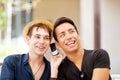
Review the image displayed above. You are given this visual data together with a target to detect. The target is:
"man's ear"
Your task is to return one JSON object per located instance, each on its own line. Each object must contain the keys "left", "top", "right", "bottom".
{"left": 25, "top": 36, "right": 30, "bottom": 45}
{"left": 55, "top": 41, "right": 60, "bottom": 49}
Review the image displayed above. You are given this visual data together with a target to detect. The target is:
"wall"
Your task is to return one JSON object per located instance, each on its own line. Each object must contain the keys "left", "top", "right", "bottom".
{"left": 100, "top": 0, "right": 120, "bottom": 74}
{"left": 80, "top": 0, "right": 94, "bottom": 49}
{"left": 32, "top": 0, "right": 80, "bottom": 30}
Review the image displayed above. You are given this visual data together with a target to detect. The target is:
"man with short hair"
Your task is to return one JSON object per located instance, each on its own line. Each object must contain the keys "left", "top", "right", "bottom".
{"left": 1, "top": 20, "right": 53, "bottom": 80}
{"left": 50, "top": 17, "right": 111, "bottom": 80}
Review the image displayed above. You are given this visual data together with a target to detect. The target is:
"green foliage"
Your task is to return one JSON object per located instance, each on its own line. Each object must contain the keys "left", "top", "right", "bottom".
{"left": 0, "top": 0, "right": 7, "bottom": 30}
{"left": 12, "top": 1, "right": 32, "bottom": 10}
{"left": 0, "top": 0, "right": 7, "bottom": 4}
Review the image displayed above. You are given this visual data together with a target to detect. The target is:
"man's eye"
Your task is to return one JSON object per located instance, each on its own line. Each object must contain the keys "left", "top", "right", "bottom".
{"left": 70, "top": 30, "right": 75, "bottom": 33}
{"left": 37, "top": 36, "right": 40, "bottom": 38}
{"left": 44, "top": 37, "right": 50, "bottom": 40}
{"left": 59, "top": 34, "right": 65, "bottom": 38}
{"left": 34, "top": 35, "right": 40, "bottom": 39}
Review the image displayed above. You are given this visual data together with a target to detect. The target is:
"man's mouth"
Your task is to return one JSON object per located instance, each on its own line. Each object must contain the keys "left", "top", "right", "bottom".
{"left": 66, "top": 41, "right": 75, "bottom": 47}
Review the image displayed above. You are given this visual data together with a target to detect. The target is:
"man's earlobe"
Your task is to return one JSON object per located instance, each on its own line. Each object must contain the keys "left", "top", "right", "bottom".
{"left": 55, "top": 42, "right": 60, "bottom": 48}
{"left": 25, "top": 36, "right": 30, "bottom": 45}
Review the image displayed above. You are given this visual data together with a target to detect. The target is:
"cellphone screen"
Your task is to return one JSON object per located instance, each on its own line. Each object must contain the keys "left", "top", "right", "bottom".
{"left": 50, "top": 43, "right": 58, "bottom": 56}
{"left": 50, "top": 43, "right": 56, "bottom": 52}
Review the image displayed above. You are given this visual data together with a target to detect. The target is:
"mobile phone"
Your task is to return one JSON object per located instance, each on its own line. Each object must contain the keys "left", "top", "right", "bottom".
{"left": 50, "top": 43, "right": 58, "bottom": 56}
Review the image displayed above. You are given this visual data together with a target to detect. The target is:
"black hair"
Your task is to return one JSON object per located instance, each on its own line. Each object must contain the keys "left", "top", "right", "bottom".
{"left": 53, "top": 17, "right": 78, "bottom": 41}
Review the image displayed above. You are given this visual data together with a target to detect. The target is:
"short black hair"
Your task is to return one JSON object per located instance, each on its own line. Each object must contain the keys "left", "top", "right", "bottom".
{"left": 53, "top": 17, "right": 78, "bottom": 41}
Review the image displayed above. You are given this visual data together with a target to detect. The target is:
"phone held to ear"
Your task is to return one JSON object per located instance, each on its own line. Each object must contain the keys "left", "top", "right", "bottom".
{"left": 50, "top": 43, "right": 58, "bottom": 56}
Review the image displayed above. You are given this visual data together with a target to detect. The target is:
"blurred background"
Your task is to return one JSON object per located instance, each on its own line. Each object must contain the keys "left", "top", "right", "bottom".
{"left": 0, "top": 0, "right": 120, "bottom": 79}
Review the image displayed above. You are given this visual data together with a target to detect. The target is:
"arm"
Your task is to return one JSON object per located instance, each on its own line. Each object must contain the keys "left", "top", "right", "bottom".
{"left": 92, "top": 68, "right": 110, "bottom": 80}
{"left": 0, "top": 56, "right": 15, "bottom": 80}
{"left": 50, "top": 50, "right": 63, "bottom": 79}
{"left": 92, "top": 49, "right": 111, "bottom": 80}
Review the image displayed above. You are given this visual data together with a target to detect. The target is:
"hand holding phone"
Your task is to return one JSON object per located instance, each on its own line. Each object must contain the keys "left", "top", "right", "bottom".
{"left": 50, "top": 43, "right": 58, "bottom": 56}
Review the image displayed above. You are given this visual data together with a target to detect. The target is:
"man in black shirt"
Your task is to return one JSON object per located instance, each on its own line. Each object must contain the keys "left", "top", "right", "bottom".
{"left": 50, "top": 17, "right": 111, "bottom": 80}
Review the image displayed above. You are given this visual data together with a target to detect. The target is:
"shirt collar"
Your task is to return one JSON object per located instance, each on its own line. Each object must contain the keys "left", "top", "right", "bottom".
{"left": 23, "top": 53, "right": 29, "bottom": 64}
{"left": 23, "top": 53, "right": 49, "bottom": 65}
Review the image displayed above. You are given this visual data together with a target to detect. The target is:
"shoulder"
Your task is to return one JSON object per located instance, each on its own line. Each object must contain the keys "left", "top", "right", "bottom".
{"left": 92, "top": 49, "right": 109, "bottom": 58}
{"left": 3, "top": 53, "right": 28, "bottom": 64}
{"left": 84, "top": 49, "right": 110, "bottom": 65}
{"left": 58, "top": 57, "right": 70, "bottom": 71}
{"left": 85, "top": 49, "right": 109, "bottom": 57}
{"left": 91, "top": 49, "right": 111, "bottom": 68}
{"left": 4, "top": 53, "right": 27, "bottom": 60}
{"left": 60, "top": 57, "right": 69, "bottom": 65}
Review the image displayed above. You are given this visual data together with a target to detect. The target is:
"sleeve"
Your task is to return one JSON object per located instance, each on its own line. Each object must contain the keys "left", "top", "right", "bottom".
{"left": 93, "top": 49, "right": 111, "bottom": 69}
{"left": 0, "top": 56, "right": 15, "bottom": 80}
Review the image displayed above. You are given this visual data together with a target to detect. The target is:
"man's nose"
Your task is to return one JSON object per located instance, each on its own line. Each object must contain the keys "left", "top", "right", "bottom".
{"left": 38, "top": 38, "right": 45, "bottom": 44}
{"left": 66, "top": 32, "right": 72, "bottom": 40}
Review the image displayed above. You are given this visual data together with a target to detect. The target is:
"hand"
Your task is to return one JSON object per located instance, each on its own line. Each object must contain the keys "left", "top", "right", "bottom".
{"left": 50, "top": 49, "right": 63, "bottom": 78}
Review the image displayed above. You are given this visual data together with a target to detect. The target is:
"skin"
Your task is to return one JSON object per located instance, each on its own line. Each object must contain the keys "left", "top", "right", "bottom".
{"left": 27, "top": 27, "right": 50, "bottom": 56}
{"left": 26, "top": 27, "right": 50, "bottom": 80}
{"left": 51, "top": 22, "right": 110, "bottom": 80}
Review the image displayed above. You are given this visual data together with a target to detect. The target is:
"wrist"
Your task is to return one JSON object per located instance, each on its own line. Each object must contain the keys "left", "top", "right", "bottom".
{"left": 51, "top": 69, "right": 58, "bottom": 78}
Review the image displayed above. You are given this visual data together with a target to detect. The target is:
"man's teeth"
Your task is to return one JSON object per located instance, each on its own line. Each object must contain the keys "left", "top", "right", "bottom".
{"left": 66, "top": 41, "right": 75, "bottom": 46}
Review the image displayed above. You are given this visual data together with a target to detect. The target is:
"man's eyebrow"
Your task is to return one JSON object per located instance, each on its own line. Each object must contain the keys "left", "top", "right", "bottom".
{"left": 34, "top": 34, "right": 49, "bottom": 37}
{"left": 44, "top": 35, "right": 50, "bottom": 37}
{"left": 68, "top": 28, "right": 75, "bottom": 30}
{"left": 57, "top": 32, "right": 65, "bottom": 36}
{"left": 33, "top": 34, "right": 40, "bottom": 36}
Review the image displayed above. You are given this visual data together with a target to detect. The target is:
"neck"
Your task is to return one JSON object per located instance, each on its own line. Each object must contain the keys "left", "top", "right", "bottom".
{"left": 66, "top": 48, "right": 84, "bottom": 63}
{"left": 28, "top": 53, "right": 44, "bottom": 65}
{"left": 28, "top": 53, "right": 45, "bottom": 80}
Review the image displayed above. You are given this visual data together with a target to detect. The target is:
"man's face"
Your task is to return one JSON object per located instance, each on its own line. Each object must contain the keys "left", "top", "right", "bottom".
{"left": 27, "top": 27, "right": 50, "bottom": 56}
{"left": 55, "top": 23, "right": 80, "bottom": 54}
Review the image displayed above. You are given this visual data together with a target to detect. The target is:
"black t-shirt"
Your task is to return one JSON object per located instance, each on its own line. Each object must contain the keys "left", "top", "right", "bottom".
{"left": 58, "top": 49, "right": 111, "bottom": 80}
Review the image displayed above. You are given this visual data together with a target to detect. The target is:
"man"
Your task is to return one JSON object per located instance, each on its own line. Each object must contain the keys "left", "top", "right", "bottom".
{"left": 0, "top": 20, "right": 53, "bottom": 80}
{"left": 50, "top": 17, "right": 111, "bottom": 80}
